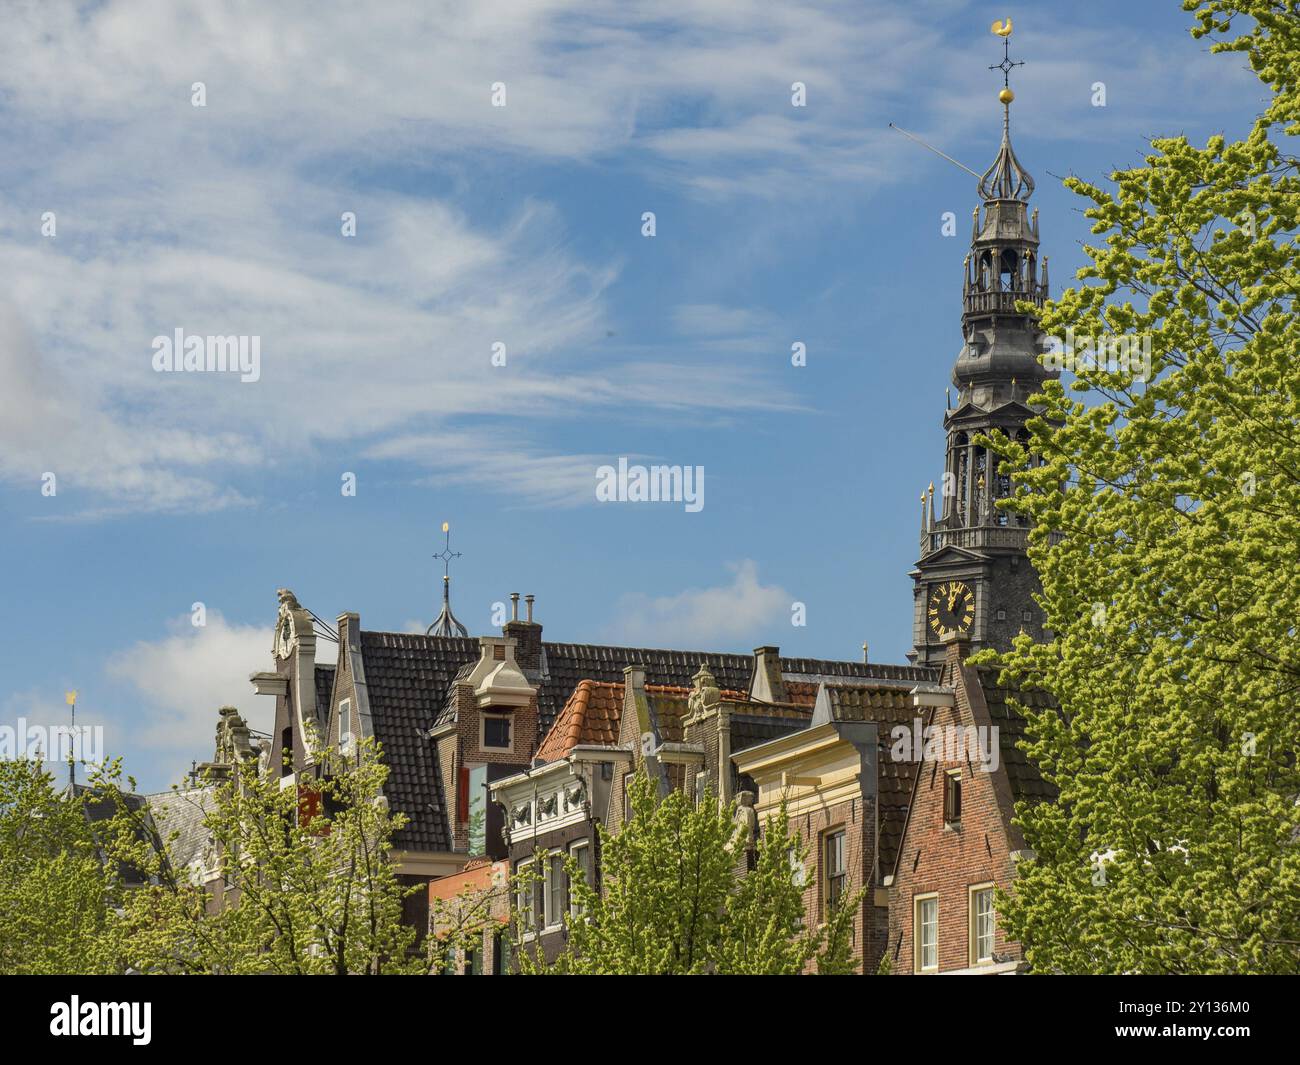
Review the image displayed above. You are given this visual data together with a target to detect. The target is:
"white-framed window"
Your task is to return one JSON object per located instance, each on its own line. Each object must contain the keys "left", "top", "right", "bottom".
{"left": 788, "top": 846, "right": 807, "bottom": 888}
{"left": 915, "top": 893, "right": 939, "bottom": 973}
{"left": 544, "top": 853, "right": 565, "bottom": 929}
{"left": 569, "top": 840, "right": 591, "bottom": 916}
{"left": 515, "top": 858, "right": 538, "bottom": 930}
{"left": 969, "top": 884, "right": 996, "bottom": 966}
{"left": 512, "top": 858, "right": 543, "bottom": 931}
{"left": 338, "top": 698, "right": 353, "bottom": 751}
{"left": 823, "top": 829, "right": 846, "bottom": 912}
{"left": 480, "top": 713, "right": 512, "bottom": 752}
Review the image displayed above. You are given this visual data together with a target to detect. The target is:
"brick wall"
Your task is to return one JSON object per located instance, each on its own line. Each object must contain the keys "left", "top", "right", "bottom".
{"left": 887, "top": 646, "right": 1022, "bottom": 974}
{"left": 787, "top": 793, "right": 881, "bottom": 974}
{"left": 444, "top": 681, "right": 539, "bottom": 851}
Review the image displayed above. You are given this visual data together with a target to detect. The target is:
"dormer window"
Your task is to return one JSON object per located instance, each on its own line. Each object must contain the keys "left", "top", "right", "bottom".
{"left": 481, "top": 713, "right": 512, "bottom": 752}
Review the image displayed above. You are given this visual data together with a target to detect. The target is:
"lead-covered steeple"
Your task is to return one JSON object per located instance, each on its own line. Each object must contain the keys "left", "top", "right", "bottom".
{"left": 909, "top": 20, "right": 1056, "bottom": 666}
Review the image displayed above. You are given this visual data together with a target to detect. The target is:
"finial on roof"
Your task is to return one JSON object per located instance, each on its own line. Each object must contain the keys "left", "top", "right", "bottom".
{"left": 979, "top": 18, "right": 1034, "bottom": 202}
{"left": 427, "top": 522, "right": 469, "bottom": 638}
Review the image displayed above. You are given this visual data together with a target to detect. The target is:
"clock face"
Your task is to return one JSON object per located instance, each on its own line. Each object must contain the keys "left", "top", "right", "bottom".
{"left": 928, "top": 581, "right": 975, "bottom": 639}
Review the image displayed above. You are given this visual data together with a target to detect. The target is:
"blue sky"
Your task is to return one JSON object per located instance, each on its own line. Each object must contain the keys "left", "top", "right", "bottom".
{"left": 0, "top": 0, "right": 1264, "bottom": 789}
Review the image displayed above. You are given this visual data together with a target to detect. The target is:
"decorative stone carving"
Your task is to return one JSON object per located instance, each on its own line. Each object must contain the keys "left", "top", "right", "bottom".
{"left": 688, "top": 663, "right": 721, "bottom": 717}
{"left": 734, "top": 790, "right": 759, "bottom": 844}
{"left": 273, "top": 588, "right": 303, "bottom": 659}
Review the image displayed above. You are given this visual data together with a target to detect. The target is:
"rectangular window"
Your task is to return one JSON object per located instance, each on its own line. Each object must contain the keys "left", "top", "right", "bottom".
{"left": 824, "top": 829, "right": 846, "bottom": 911}
{"left": 456, "top": 765, "right": 470, "bottom": 825}
{"left": 468, "top": 764, "right": 487, "bottom": 854}
{"left": 545, "top": 853, "right": 565, "bottom": 928}
{"left": 481, "top": 714, "right": 512, "bottom": 751}
{"left": 492, "top": 930, "right": 510, "bottom": 975}
{"left": 623, "top": 772, "right": 635, "bottom": 823}
{"left": 570, "top": 841, "right": 591, "bottom": 915}
{"left": 915, "top": 894, "right": 939, "bottom": 972}
{"left": 515, "top": 859, "right": 535, "bottom": 930}
{"left": 970, "top": 885, "right": 996, "bottom": 965}
{"left": 944, "top": 769, "right": 962, "bottom": 826}
{"left": 338, "top": 698, "right": 352, "bottom": 749}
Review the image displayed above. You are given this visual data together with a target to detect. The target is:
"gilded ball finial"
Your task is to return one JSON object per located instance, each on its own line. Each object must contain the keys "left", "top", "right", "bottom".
{"left": 999, "top": 87, "right": 1015, "bottom": 105}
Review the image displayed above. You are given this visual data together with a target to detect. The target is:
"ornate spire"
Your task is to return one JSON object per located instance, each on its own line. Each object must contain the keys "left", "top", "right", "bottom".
{"left": 427, "top": 522, "right": 469, "bottom": 638}
{"left": 977, "top": 19, "right": 1034, "bottom": 202}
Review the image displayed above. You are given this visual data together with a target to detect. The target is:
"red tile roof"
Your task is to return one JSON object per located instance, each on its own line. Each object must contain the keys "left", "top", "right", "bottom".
{"left": 428, "top": 859, "right": 505, "bottom": 901}
{"left": 784, "top": 680, "right": 819, "bottom": 707}
{"left": 536, "top": 680, "right": 625, "bottom": 761}
{"left": 535, "top": 679, "right": 749, "bottom": 761}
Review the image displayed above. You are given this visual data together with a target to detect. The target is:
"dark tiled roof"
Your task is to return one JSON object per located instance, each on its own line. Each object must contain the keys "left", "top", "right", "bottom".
{"left": 730, "top": 712, "right": 810, "bottom": 754}
{"left": 354, "top": 627, "right": 926, "bottom": 855}
{"left": 783, "top": 659, "right": 938, "bottom": 685}
{"left": 976, "top": 667, "right": 1057, "bottom": 804}
{"left": 878, "top": 753, "right": 915, "bottom": 878}
{"left": 359, "top": 633, "right": 478, "bottom": 851}
{"left": 313, "top": 664, "right": 336, "bottom": 726}
{"left": 819, "top": 683, "right": 922, "bottom": 879}
{"left": 645, "top": 688, "right": 694, "bottom": 743}
{"left": 146, "top": 787, "right": 215, "bottom": 876}
{"left": 823, "top": 683, "right": 915, "bottom": 722}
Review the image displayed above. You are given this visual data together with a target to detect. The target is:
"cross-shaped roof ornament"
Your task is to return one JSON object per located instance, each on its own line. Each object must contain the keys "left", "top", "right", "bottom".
{"left": 433, "top": 520, "right": 462, "bottom": 579}
{"left": 988, "top": 18, "right": 1024, "bottom": 96}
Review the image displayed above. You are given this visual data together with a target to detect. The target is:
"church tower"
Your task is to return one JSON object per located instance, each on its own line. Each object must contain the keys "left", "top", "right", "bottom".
{"left": 909, "top": 29, "right": 1057, "bottom": 666}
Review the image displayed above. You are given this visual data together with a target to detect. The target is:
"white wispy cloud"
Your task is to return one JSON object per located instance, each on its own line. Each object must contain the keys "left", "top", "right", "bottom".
{"left": 105, "top": 611, "right": 275, "bottom": 758}
{"left": 607, "top": 559, "right": 790, "bottom": 646}
{"left": 0, "top": 1, "right": 1254, "bottom": 516}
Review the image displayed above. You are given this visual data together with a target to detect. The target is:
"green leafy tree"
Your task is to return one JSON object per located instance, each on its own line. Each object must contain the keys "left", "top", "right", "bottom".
{"left": 0, "top": 759, "right": 122, "bottom": 974}
{"left": 104, "top": 737, "right": 430, "bottom": 974}
{"left": 988, "top": 0, "right": 1300, "bottom": 973}
{"left": 515, "top": 773, "right": 861, "bottom": 974}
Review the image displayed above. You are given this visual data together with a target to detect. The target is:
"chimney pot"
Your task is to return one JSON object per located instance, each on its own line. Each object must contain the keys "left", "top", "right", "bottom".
{"left": 525, "top": 594, "right": 534, "bottom": 623}
{"left": 510, "top": 592, "right": 520, "bottom": 621}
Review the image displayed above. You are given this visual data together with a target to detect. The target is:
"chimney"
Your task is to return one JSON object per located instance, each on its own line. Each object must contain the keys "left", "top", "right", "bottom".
{"left": 750, "top": 646, "right": 787, "bottom": 704}
{"left": 502, "top": 593, "right": 542, "bottom": 672}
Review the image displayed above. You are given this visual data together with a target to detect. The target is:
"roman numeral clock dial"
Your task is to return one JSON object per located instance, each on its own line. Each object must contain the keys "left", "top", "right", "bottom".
{"left": 927, "top": 581, "right": 975, "bottom": 640}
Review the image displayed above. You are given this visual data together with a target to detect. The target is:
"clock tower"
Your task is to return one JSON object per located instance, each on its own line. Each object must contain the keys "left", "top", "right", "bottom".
{"left": 909, "top": 55, "right": 1058, "bottom": 666}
